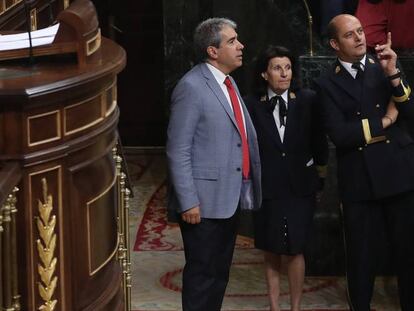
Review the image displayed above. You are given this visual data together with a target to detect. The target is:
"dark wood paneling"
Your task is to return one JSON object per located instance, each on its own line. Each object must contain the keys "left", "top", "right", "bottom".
{"left": 93, "top": 0, "right": 167, "bottom": 146}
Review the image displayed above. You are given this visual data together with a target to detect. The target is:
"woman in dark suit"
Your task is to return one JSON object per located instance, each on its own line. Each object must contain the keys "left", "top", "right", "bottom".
{"left": 244, "top": 45, "right": 328, "bottom": 311}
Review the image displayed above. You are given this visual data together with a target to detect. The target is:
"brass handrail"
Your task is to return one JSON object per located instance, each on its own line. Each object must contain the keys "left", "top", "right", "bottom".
{"left": 113, "top": 147, "right": 132, "bottom": 311}
{"left": 302, "top": 0, "right": 314, "bottom": 56}
{"left": 0, "top": 162, "right": 22, "bottom": 311}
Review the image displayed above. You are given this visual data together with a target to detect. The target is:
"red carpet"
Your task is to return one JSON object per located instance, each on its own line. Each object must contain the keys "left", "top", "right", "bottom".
{"left": 134, "top": 180, "right": 253, "bottom": 251}
{"left": 129, "top": 154, "right": 389, "bottom": 311}
{"left": 133, "top": 180, "right": 179, "bottom": 251}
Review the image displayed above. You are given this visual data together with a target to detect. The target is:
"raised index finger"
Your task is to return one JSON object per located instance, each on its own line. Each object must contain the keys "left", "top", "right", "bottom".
{"left": 386, "top": 32, "right": 392, "bottom": 48}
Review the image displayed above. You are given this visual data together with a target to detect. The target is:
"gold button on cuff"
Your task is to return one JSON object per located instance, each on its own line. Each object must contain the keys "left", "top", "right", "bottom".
{"left": 357, "top": 111, "right": 361, "bottom": 115}
{"left": 282, "top": 153, "right": 286, "bottom": 157}
{"left": 376, "top": 104, "right": 380, "bottom": 108}
{"left": 358, "top": 147, "right": 363, "bottom": 151}
{"left": 386, "top": 139, "right": 391, "bottom": 143}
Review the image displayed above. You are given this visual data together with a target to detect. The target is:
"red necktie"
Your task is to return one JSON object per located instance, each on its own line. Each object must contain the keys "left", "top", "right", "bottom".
{"left": 224, "top": 77, "right": 250, "bottom": 179}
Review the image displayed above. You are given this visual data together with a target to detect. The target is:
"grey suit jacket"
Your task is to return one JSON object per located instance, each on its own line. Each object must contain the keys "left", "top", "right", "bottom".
{"left": 166, "top": 63, "right": 262, "bottom": 219}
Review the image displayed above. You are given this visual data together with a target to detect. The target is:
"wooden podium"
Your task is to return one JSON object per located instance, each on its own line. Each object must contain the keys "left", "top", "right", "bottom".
{"left": 0, "top": 1, "right": 128, "bottom": 310}
{"left": 0, "top": 0, "right": 102, "bottom": 65}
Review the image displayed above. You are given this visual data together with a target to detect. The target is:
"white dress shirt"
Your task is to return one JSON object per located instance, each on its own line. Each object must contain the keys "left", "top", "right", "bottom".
{"left": 267, "top": 88, "right": 289, "bottom": 142}
{"left": 206, "top": 62, "right": 247, "bottom": 134}
{"left": 339, "top": 54, "right": 366, "bottom": 79}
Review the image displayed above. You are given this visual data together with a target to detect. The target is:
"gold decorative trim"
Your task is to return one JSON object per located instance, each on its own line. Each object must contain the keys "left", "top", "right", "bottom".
{"left": 29, "top": 166, "right": 64, "bottom": 310}
{"left": 1, "top": 187, "right": 21, "bottom": 310}
{"left": 123, "top": 187, "right": 132, "bottom": 311}
{"left": 361, "top": 119, "right": 386, "bottom": 144}
{"left": 0, "top": 0, "right": 22, "bottom": 15}
{"left": 86, "top": 28, "right": 101, "bottom": 56}
{"left": 63, "top": 95, "right": 104, "bottom": 136}
{"left": 86, "top": 175, "right": 118, "bottom": 275}
{"left": 30, "top": 8, "right": 37, "bottom": 31}
{"left": 36, "top": 178, "right": 58, "bottom": 310}
{"left": 335, "top": 66, "right": 341, "bottom": 74}
{"left": 105, "top": 84, "right": 117, "bottom": 117}
{"left": 63, "top": 0, "right": 69, "bottom": 9}
{"left": 392, "top": 81, "right": 411, "bottom": 103}
{"left": 289, "top": 92, "right": 296, "bottom": 99}
{"left": 27, "top": 110, "right": 61, "bottom": 147}
{"left": 10, "top": 186, "right": 21, "bottom": 310}
{"left": 361, "top": 119, "right": 370, "bottom": 144}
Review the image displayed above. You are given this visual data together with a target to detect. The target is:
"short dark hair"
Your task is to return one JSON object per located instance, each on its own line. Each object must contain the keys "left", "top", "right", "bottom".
{"left": 252, "top": 45, "right": 299, "bottom": 95}
{"left": 193, "top": 17, "right": 237, "bottom": 62}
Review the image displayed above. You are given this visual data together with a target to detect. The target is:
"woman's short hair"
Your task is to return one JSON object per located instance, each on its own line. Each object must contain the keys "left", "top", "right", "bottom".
{"left": 252, "top": 45, "right": 299, "bottom": 95}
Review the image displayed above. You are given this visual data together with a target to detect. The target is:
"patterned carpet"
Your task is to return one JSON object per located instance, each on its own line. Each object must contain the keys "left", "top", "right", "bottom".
{"left": 126, "top": 151, "right": 400, "bottom": 311}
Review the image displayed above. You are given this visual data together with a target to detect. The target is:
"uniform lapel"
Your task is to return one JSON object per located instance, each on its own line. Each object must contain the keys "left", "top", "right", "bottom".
{"left": 360, "top": 55, "right": 379, "bottom": 115}
{"left": 258, "top": 95, "right": 284, "bottom": 149}
{"left": 362, "top": 56, "right": 378, "bottom": 91}
{"left": 283, "top": 91, "right": 297, "bottom": 148}
{"left": 328, "top": 61, "right": 361, "bottom": 103}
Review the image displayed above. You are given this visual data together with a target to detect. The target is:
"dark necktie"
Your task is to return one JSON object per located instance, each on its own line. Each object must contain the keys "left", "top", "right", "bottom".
{"left": 352, "top": 62, "right": 364, "bottom": 80}
{"left": 224, "top": 77, "right": 250, "bottom": 179}
{"left": 270, "top": 95, "right": 287, "bottom": 127}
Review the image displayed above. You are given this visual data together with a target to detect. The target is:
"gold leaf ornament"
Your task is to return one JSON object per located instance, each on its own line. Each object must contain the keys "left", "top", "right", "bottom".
{"left": 38, "top": 258, "right": 57, "bottom": 285}
{"left": 39, "top": 277, "right": 58, "bottom": 302}
{"left": 38, "top": 300, "right": 57, "bottom": 311}
{"left": 36, "top": 234, "right": 56, "bottom": 268}
{"left": 36, "top": 215, "right": 56, "bottom": 246}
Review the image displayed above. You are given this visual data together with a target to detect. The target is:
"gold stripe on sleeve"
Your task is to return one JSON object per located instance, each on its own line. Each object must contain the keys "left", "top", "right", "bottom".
{"left": 361, "top": 119, "right": 386, "bottom": 144}
{"left": 392, "top": 81, "right": 411, "bottom": 103}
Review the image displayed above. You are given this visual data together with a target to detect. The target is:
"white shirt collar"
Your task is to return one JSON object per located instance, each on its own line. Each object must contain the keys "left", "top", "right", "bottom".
{"left": 206, "top": 62, "right": 228, "bottom": 85}
{"left": 267, "top": 88, "right": 289, "bottom": 104}
{"left": 338, "top": 55, "right": 366, "bottom": 78}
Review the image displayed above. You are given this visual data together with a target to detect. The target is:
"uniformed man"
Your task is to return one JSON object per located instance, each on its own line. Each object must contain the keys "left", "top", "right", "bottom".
{"left": 315, "top": 14, "right": 414, "bottom": 311}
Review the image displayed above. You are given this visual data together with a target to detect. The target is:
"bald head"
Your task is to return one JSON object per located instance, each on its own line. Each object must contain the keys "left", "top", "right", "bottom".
{"left": 327, "top": 14, "right": 366, "bottom": 62}
{"left": 327, "top": 14, "right": 360, "bottom": 41}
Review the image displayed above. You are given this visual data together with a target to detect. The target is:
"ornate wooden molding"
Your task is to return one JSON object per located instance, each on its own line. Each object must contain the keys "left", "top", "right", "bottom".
{"left": 36, "top": 178, "right": 58, "bottom": 311}
{"left": 0, "top": 0, "right": 22, "bottom": 16}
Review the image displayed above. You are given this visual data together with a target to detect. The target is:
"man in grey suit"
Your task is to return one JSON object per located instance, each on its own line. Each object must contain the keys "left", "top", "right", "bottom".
{"left": 166, "top": 17, "right": 262, "bottom": 311}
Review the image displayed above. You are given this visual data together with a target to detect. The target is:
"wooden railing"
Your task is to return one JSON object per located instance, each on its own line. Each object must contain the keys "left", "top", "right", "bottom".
{"left": 0, "top": 162, "right": 22, "bottom": 311}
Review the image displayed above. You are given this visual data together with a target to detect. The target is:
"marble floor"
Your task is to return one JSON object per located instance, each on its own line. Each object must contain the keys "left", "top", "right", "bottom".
{"left": 126, "top": 150, "right": 400, "bottom": 311}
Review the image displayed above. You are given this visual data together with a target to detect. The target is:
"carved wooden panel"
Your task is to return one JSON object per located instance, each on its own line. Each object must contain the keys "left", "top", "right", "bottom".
{"left": 64, "top": 94, "right": 103, "bottom": 136}
{"left": 1, "top": 38, "right": 126, "bottom": 310}
{"left": 28, "top": 165, "right": 64, "bottom": 311}
{"left": 86, "top": 171, "right": 117, "bottom": 275}
{"left": 27, "top": 110, "right": 61, "bottom": 147}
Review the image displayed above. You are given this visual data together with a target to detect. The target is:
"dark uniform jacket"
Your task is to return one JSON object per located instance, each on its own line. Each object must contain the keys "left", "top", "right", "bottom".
{"left": 315, "top": 55, "right": 414, "bottom": 202}
{"left": 244, "top": 89, "right": 329, "bottom": 200}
